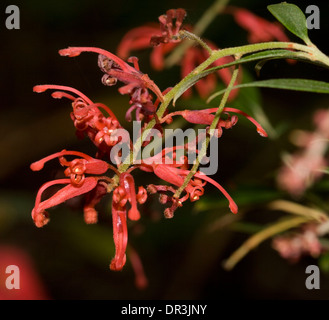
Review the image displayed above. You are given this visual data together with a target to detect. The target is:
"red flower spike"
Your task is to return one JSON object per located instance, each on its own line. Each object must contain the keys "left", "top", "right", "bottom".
{"left": 110, "top": 187, "right": 129, "bottom": 271}
{"left": 110, "top": 172, "right": 147, "bottom": 270}
{"left": 32, "top": 177, "right": 99, "bottom": 228}
{"left": 59, "top": 47, "right": 164, "bottom": 102}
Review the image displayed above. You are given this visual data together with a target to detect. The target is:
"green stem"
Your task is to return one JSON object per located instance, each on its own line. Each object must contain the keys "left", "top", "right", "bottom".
{"left": 267, "top": 200, "right": 328, "bottom": 223}
{"left": 179, "top": 30, "right": 213, "bottom": 54}
{"left": 223, "top": 216, "right": 312, "bottom": 270}
{"left": 173, "top": 67, "right": 240, "bottom": 199}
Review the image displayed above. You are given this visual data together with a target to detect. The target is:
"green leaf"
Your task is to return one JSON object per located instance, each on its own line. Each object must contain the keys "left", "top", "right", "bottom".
{"left": 209, "top": 79, "right": 329, "bottom": 101}
{"left": 173, "top": 49, "right": 309, "bottom": 105}
{"left": 319, "top": 253, "right": 329, "bottom": 273}
{"left": 268, "top": 3, "right": 311, "bottom": 45}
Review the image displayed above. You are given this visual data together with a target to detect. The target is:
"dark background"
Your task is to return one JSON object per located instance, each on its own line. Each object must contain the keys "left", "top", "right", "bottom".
{"left": 0, "top": 0, "right": 329, "bottom": 300}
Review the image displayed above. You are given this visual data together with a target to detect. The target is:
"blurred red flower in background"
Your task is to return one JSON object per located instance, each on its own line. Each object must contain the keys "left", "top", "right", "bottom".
{"left": 0, "top": 246, "right": 49, "bottom": 300}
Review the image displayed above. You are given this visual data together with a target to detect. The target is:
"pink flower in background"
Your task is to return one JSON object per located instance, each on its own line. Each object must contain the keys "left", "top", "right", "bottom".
{"left": 277, "top": 109, "right": 329, "bottom": 197}
{"left": 272, "top": 224, "right": 323, "bottom": 263}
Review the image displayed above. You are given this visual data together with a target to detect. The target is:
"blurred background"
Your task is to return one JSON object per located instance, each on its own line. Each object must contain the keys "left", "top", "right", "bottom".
{"left": 1, "top": 0, "right": 329, "bottom": 299}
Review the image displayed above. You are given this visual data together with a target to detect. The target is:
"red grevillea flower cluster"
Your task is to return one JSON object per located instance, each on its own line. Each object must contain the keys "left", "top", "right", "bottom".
{"left": 31, "top": 8, "right": 268, "bottom": 284}
{"left": 117, "top": 8, "right": 238, "bottom": 100}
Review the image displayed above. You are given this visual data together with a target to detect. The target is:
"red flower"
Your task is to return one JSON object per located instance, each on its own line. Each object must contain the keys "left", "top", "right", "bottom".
{"left": 57, "top": 47, "right": 166, "bottom": 122}
{"left": 33, "top": 85, "right": 124, "bottom": 156}
{"left": 116, "top": 10, "right": 240, "bottom": 100}
{"left": 150, "top": 8, "right": 187, "bottom": 46}
{"left": 226, "top": 6, "right": 290, "bottom": 43}
{"left": 160, "top": 107, "right": 268, "bottom": 138}
{"left": 31, "top": 150, "right": 148, "bottom": 279}
{"left": 30, "top": 150, "right": 111, "bottom": 227}
{"left": 59, "top": 46, "right": 164, "bottom": 101}
{"left": 137, "top": 146, "right": 238, "bottom": 218}
{"left": 110, "top": 173, "right": 147, "bottom": 271}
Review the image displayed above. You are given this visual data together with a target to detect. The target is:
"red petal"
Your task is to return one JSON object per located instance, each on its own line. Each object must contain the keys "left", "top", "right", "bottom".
{"left": 35, "top": 177, "right": 98, "bottom": 214}
{"left": 110, "top": 204, "right": 128, "bottom": 271}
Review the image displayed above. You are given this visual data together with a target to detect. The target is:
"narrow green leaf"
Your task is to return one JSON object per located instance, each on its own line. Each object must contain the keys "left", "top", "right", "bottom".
{"left": 173, "top": 49, "right": 307, "bottom": 105}
{"left": 209, "top": 79, "right": 329, "bottom": 101}
{"left": 268, "top": 3, "right": 311, "bottom": 45}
